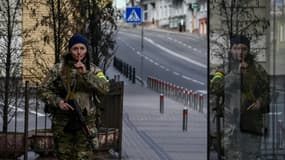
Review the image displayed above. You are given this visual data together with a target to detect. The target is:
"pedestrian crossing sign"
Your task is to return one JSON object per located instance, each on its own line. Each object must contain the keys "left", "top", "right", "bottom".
{"left": 126, "top": 7, "right": 142, "bottom": 24}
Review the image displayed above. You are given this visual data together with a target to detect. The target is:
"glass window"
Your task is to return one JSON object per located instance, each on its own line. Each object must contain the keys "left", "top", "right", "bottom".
{"left": 209, "top": 0, "right": 285, "bottom": 159}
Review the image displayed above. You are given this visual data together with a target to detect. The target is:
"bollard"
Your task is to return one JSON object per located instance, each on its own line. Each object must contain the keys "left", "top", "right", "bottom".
{"left": 183, "top": 89, "right": 187, "bottom": 106}
{"left": 159, "top": 80, "right": 162, "bottom": 93}
{"left": 160, "top": 93, "right": 164, "bottom": 113}
{"left": 124, "top": 63, "right": 127, "bottom": 76}
{"left": 132, "top": 68, "right": 136, "bottom": 84}
{"left": 189, "top": 90, "right": 193, "bottom": 107}
{"left": 126, "top": 64, "right": 129, "bottom": 78}
{"left": 113, "top": 57, "right": 116, "bottom": 68}
{"left": 199, "top": 94, "right": 204, "bottom": 113}
{"left": 193, "top": 92, "right": 198, "bottom": 110}
{"left": 121, "top": 61, "right": 125, "bottom": 75}
{"left": 129, "top": 66, "right": 132, "bottom": 81}
{"left": 182, "top": 107, "right": 188, "bottom": 132}
{"left": 166, "top": 82, "right": 169, "bottom": 97}
{"left": 119, "top": 60, "right": 123, "bottom": 73}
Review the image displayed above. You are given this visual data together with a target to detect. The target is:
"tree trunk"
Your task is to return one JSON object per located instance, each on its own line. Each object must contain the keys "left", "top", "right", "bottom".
{"left": 3, "top": 0, "right": 12, "bottom": 133}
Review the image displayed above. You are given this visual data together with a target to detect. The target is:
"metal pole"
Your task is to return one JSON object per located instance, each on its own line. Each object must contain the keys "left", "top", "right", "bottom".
{"left": 199, "top": 94, "right": 203, "bottom": 113}
{"left": 24, "top": 81, "right": 29, "bottom": 160}
{"left": 129, "top": 65, "right": 132, "bottom": 80}
{"left": 182, "top": 107, "right": 188, "bottom": 132}
{"left": 132, "top": 68, "right": 136, "bottom": 84}
{"left": 140, "top": 11, "right": 144, "bottom": 86}
{"left": 126, "top": 63, "right": 129, "bottom": 78}
{"left": 160, "top": 94, "right": 164, "bottom": 114}
{"left": 35, "top": 83, "right": 39, "bottom": 136}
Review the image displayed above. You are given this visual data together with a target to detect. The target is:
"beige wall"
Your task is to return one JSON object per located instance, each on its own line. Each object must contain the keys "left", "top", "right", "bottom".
{"left": 22, "top": 1, "right": 55, "bottom": 85}
{"left": 22, "top": 0, "right": 113, "bottom": 85}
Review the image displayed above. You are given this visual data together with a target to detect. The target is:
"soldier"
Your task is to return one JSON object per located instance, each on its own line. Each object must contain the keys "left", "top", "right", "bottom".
{"left": 211, "top": 35, "right": 269, "bottom": 160}
{"left": 38, "top": 33, "right": 110, "bottom": 159}
{"left": 210, "top": 68, "right": 225, "bottom": 159}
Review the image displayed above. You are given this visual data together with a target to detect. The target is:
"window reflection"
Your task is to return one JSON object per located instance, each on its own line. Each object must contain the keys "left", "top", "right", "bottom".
{"left": 209, "top": 0, "right": 285, "bottom": 159}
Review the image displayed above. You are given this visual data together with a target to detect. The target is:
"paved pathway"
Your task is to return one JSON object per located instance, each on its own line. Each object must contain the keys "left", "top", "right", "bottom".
{"left": 107, "top": 65, "right": 207, "bottom": 160}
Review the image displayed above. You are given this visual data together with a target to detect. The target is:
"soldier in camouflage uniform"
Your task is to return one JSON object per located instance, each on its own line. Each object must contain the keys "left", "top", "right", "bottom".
{"left": 210, "top": 68, "right": 225, "bottom": 159}
{"left": 38, "top": 34, "right": 110, "bottom": 160}
{"left": 211, "top": 35, "right": 269, "bottom": 160}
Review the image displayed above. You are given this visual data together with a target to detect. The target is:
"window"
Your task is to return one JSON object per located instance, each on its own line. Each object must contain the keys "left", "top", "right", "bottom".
{"left": 144, "top": 12, "right": 148, "bottom": 21}
{"left": 144, "top": 4, "right": 148, "bottom": 11}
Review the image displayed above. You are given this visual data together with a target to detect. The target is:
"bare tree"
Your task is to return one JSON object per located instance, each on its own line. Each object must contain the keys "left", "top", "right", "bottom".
{"left": 210, "top": 0, "right": 270, "bottom": 68}
{"left": 23, "top": 0, "right": 117, "bottom": 82}
{"left": 24, "top": 0, "right": 77, "bottom": 63}
{"left": 22, "top": 0, "right": 83, "bottom": 84}
{"left": 0, "top": 0, "right": 22, "bottom": 133}
{"left": 72, "top": 0, "right": 117, "bottom": 72}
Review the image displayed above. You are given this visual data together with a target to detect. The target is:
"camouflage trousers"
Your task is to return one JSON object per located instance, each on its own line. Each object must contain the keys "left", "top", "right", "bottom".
{"left": 52, "top": 113, "right": 98, "bottom": 160}
{"left": 223, "top": 129, "right": 262, "bottom": 160}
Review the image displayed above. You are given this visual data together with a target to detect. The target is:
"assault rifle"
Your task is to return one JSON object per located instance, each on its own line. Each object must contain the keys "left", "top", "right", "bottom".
{"left": 67, "top": 99, "right": 97, "bottom": 152}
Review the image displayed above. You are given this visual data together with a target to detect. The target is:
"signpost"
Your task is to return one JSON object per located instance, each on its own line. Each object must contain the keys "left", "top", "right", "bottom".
{"left": 192, "top": 2, "right": 199, "bottom": 9}
{"left": 126, "top": 7, "right": 144, "bottom": 86}
{"left": 126, "top": 7, "right": 142, "bottom": 24}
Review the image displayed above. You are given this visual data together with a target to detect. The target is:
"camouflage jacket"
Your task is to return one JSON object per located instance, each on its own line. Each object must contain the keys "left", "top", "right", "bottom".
{"left": 38, "top": 60, "right": 110, "bottom": 117}
{"left": 211, "top": 62, "right": 269, "bottom": 135}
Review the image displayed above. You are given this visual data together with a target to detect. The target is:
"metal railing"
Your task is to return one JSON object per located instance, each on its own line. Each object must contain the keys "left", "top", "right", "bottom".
{"left": 147, "top": 76, "right": 207, "bottom": 114}
{"left": 0, "top": 80, "right": 124, "bottom": 159}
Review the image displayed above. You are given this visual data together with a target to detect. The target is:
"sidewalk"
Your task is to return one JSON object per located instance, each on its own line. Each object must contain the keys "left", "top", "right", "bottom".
{"left": 106, "top": 66, "right": 207, "bottom": 160}
{"left": 117, "top": 23, "right": 207, "bottom": 41}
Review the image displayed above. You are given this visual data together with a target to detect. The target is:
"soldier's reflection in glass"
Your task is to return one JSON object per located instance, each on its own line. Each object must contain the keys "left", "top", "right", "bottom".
{"left": 223, "top": 35, "right": 269, "bottom": 160}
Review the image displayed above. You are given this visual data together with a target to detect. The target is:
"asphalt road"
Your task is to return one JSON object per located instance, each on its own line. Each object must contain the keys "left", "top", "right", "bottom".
{"left": 115, "top": 27, "right": 207, "bottom": 92}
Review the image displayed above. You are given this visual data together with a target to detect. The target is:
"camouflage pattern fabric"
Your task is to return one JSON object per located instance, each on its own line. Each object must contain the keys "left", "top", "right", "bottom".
{"left": 223, "top": 62, "right": 269, "bottom": 160}
{"left": 52, "top": 114, "right": 98, "bottom": 160}
{"left": 38, "top": 59, "right": 109, "bottom": 159}
{"left": 210, "top": 62, "right": 269, "bottom": 159}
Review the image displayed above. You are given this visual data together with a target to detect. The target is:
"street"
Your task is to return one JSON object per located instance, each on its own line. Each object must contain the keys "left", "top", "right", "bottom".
{"left": 115, "top": 26, "right": 207, "bottom": 92}
{"left": 0, "top": 26, "right": 208, "bottom": 160}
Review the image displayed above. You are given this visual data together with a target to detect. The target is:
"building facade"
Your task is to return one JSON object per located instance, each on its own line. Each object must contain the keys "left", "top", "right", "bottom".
{"left": 126, "top": 0, "right": 208, "bottom": 34}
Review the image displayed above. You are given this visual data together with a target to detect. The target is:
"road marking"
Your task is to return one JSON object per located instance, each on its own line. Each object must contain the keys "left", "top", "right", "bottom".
{"left": 196, "top": 90, "right": 208, "bottom": 94}
{"left": 181, "top": 75, "right": 205, "bottom": 85}
{"left": 144, "top": 37, "right": 206, "bottom": 68}
{"left": 173, "top": 71, "right": 180, "bottom": 76}
{"left": 268, "top": 112, "right": 282, "bottom": 115}
{"left": 160, "top": 65, "right": 165, "bottom": 69}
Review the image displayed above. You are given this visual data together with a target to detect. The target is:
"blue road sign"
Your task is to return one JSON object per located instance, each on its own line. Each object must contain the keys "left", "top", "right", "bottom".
{"left": 126, "top": 7, "right": 142, "bottom": 24}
